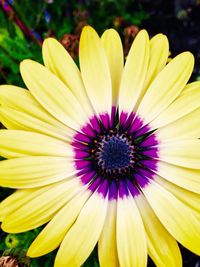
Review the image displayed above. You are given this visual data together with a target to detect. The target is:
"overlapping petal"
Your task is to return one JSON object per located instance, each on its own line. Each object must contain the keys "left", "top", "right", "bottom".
{"left": 20, "top": 60, "right": 88, "bottom": 130}
{"left": 42, "top": 38, "right": 93, "bottom": 117}
{"left": 0, "top": 130, "right": 73, "bottom": 158}
{"left": 0, "top": 107, "right": 72, "bottom": 142}
{"left": 136, "top": 194, "right": 182, "bottom": 267}
{"left": 117, "top": 194, "right": 147, "bottom": 267}
{"left": 1, "top": 179, "right": 81, "bottom": 233}
{"left": 156, "top": 108, "right": 200, "bottom": 141}
{"left": 151, "top": 81, "right": 200, "bottom": 129}
{"left": 156, "top": 161, "right": 200, "bottom": 194}
{"left": 0, "top": 187, "right": 49, "bottom": 221}
{"left": 54, "top": 191, "right": 108, "bottom": 267}
{"left": 143, "top": 33, "right": 169, "bottom": 96}
{"left": 159, "top": 139, "right": 200, "bottom": 169}
{"left": 79, "top": 26, "right": 112, "bottom": 114}
{"left": 0, "top": 156, "right": 76, "bottom": 188}
{"left": 98, "top": 200, "right": 119, "bottom": 267}
{"left": 0, "top": 85, "right": 73, "bottom": 141}
{"left": 142, "top": 179, "right": 200, "bottom": 255}
{"left": 28, "top": 188, "right": 91, "bottom": 257}
{"left": 101, "top": 29, "right": 123, "bottom": 105}
{"left": 118, "top": 30, "right": 149, "bottom": 113}
{"left": 155, "top": 175, "right": 200, "bottom": 214}
{"left": 137, "top": 52, "right": 194, "bottom": 124}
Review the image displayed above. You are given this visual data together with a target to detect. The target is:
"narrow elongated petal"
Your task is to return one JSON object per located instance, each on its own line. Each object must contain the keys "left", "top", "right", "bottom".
{"left": 151, "top": 81, "right": 200, "bottom": 128}
{"left": 156, "top": 161, "right": 200, "bottom": 194}
{"left": 20, "top": 60, "right": 88, "bottom": 130}
{"left": 0, "top": 106, "right": 72, "bottom": 142}
{"left": 138, "top": 52, "right": 194, "bottom": 124}
{"left": 0, "top": 156, "right": 76, "bottom": 188}
{"left": 98, "top": 200, "right": 119, "bottom": 267}
{"left": 0, "top": 188, "right": 48, "bottom": 221}
{"left": 117, "top": 196, "right": 147, "bottom": 267}
{"left": 79, "top": 26, "right": 112, "bottom": 114}
{"left": 159, "top": 139, "right": 200, "bottom": 169}
{"left": 0, "top": 130, "right": 73, "bottom": 158}
{"left": 156, "top": 108, "right": 200, "bottom": 141}
{"left": 101, "top": 29, "right": 123, "bottom": 105}
{"left": 136, "top": 194, "right": 182, "bottom": 267}
{"left": 0, "top": 106, "right": 72, "bottom": 143}
{"left": 28, "top": 189, "right": 91, "bottom": 257}
{"left": 54, "top": 192, "right": 108, "bottom": 267}
{"left": 181, "top": 80, "right": 200, "bottom": 95}
{"left": 0, "top": 85, "right": 71, "bottom": 131}
{"left": 1, "top": 179, "right": 81, "bottom": 233}
{"left": 42, "top": 38, "right": 93, "bottom": 117}
{"left": 155, "top": 176, "right": 200, "bottom": 213}
{"left": 142, "top": 180, "right": 200, "bottom": 255}
{"left": 143, "top": 34, "right": 169, "bottom": 92}
{"left": 118, "top": 30, "right": 149, "bottom": 113}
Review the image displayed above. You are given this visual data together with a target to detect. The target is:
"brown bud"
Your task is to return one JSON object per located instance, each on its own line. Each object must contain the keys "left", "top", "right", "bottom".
{"left": 0, "top": 256, "right": 19, "bottom": 267}
{"left": 123, "top": 25, "right": 140, "bottom": 56}
{"left": 60, "top": 34, "right": 79, "bottom": 59}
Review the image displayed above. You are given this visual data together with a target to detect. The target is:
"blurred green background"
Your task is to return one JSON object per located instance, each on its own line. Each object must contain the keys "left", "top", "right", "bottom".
{"left": 0, "top": 0, "right": 200, "bottom": 266}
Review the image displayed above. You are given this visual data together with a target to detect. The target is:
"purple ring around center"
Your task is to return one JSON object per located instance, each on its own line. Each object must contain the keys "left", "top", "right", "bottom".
{"left": 71, "top": 107, "right": 159, "bottom": 200}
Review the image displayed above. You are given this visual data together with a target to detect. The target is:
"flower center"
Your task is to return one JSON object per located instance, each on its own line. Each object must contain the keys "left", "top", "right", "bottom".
{"left": 94, "top": 133, "right": 134, "bottom": 175}
{"left": 72, "top": 109, "right": 159, "bottom": 198}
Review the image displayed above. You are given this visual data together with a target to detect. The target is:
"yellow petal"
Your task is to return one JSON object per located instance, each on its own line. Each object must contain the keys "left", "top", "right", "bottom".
{"left": 155, "top": 175, "right": 200, "bottom": 213}
{"left": 98, "top": 200, "right": 119, "bottom": 267}
{"left": 0, "top": 188, "right": 46, "bottom": 221}
{"left": 143, "top": 33, "right": 169, "bottom": 94}
{"left": 0, "top": 85, "right": 70, "bottom": 129}
{"left": 156, "top": 108, "right": 200, "bottom": 141}
{"left": 20, "top": 60, "right": 88, "bottom": 130}
{"left": 151, "top": 81, "right": 200, "bottom": 128}
{"left": 136, "top": 194, "right": 182, "bottom": 267}
{"left": 101, "top": 29, "right": 123, "bottom": 105}
{"left": 118, "top": 30, "right": 149, "bottom": 113}
{"left": 1, "top": 179, "right": 81, "bottom": 233}
{"left": 159, "top": 139, "right": 200, "bottom": 169}
{"left": 0, "top": 130, "right": 73, "bottom": 158}
{"left": 117, "top": 195, "right": 147, "bottom": 267}
{"left": 181, "top": 80, "right": 200, "bottom": 95}
{"left": 156, "top": 161, "right": 200, "bottom": 194}
{"left": 0, "top": 156, "right": 76, "bottom": 188}
{"left": 28, "top": 188, "right": 91, "bottom": 257}
{"left": 138, "top": 52, "right": 194, "bottom": 124}
{"left": 79, "top": 26, "right": 112, "bottom": 114}
{"left": 0, "top": 106, "right": 72, "bottom": 142}
{"left": 54, "top": 192, "right": 108, "bottom": 267}
{"left": 42, "top": 38, "right": 93, "bottom": 117}
{"left": 142, "top": 179, "right": 200, "bottom": 255}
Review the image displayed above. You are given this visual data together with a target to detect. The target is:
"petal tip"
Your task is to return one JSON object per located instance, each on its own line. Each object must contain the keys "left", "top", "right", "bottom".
{"left": 1, "top": 221, "right": 11, "bottom": 233}
{"left": 167, "top": 51, "right": 194, "bottom": 71}
{"left": 81, "top": 25, "right": 94, "bottom": 34}
{"left": 42, "top": 37, "right": 60, "bottom": 49}
{"left": 153, "top": 33, "right": 168, "bottom": 42}
{"left": 103, "top": 28, "right": 117, "bottom": 35}
{"left": 20, "top": 59, "right": 34, "bottom": 71}
{"left": 180, "top": 51, "right": 194, "bottom": 63}
{"left": 26, "top": 246, "right": 38, "bottom": 258}
{"left": 137, "top": 29, "right": 149, "bottom": 39}
{"left": 101, "top": 28, "right": 121, "bottom": 45}
{"left": 19, "top": 60, "right": 28, "bottom": 74}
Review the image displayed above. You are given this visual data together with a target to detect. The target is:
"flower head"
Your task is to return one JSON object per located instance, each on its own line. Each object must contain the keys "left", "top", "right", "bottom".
{"left": 0, "top": 26, "right": 199, "bottom": 267}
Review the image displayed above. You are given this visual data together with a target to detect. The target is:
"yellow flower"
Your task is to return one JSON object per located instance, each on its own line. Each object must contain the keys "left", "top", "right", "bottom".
{"left": 0, "top": 26, "right": 200, "bottom": 267}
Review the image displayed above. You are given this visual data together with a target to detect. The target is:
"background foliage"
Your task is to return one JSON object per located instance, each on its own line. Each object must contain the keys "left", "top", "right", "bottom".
{"left": 0, "top": 0, "right": 200, "bottom": 266}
